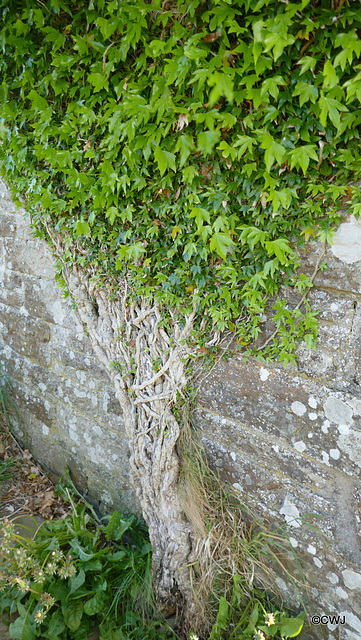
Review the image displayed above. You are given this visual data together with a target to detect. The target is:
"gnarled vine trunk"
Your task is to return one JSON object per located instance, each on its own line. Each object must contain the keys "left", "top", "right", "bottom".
{"left": 52, "top": 251, "right": 200, "bottom": 622}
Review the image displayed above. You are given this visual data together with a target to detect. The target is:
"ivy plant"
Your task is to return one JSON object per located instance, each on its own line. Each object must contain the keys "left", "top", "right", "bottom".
{"left": 0, "top": 0, "right": 361, "bottom": 355}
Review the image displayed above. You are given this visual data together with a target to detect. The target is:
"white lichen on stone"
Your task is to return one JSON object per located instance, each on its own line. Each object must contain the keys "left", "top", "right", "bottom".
{"left": 348, "top": 397, "right": 361, "bottom": 416}
{"left": 313, "top": 557, "right": 322, "bottom": 568}
{"left": 92, "top": 425, "right": 103, "bottom": 436}
{"left": 294, "top": 441, "right": 306, "bottom": 453}
{"left": 338, "top": 424, "right": 350, "bottom": 435}
{"left": 51, "top": 300, "right": 67, "bottom": 323}
{"left": 309, "top": 412, "right": 318, "bottom": 421}
{"left": 335, "top": 587, "right": 348, "bottom": 600}
{"left": 329, "top": 448, "right": 340, "bottom": 460}
{"left": 331, "top": 215, "right": 361, "bottom": 264}
{"left": 342, "top": 569, "right": 361, "bottom": 590}
{"left": 18, "top": 305, "right": 29, "bottom": 317}
{"left": 327, "top": 572, "right": 339, "bottom": 584}
{"left": 321, "top": 451, "right": 330, "bottom": 465}
{"left": 259, "top": 367, "right": 270, "bottom": 381}
{"left": 308, "top": 397, "right": 318, "bottom": 409}
{"left": 42, "top": 424, "right": 49, "bottom": 436}
{"left": 337, "top": 430, "right": 361, "bottom": 467}
{"left": 291, "top": 401, "right": 307, "bottom": 416}
{"left": 307, "top": 544, "right": 316, "bottom": 555}
{"left": 323, "top": 396, "right": 353, "bottom": 425}
{"left": 321, "top": 420, "right": 330, "bottom": 434}
{"left": 279, "top": 495, "right": 301, "bottom": 528}
{"left": 338, "top": 611, "right": 361, "bottom": 636}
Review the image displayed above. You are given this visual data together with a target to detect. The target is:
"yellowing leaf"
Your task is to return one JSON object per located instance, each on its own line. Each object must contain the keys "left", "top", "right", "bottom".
{"left": 301, "top": 227, "right": 316, "bottom": 241}
{"left": 171, "top": 226, "right": 182, "bottom": 240}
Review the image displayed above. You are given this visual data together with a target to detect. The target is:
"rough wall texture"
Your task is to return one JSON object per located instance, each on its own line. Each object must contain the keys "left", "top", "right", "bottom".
{"left": 0, "top": 179, "right": 140, "bottom": 515}
{"left": 196, "top": 220, "right": 361, "bottom": 640}
{"left": 1, "top": 178, "right": 361, "bottom": 638}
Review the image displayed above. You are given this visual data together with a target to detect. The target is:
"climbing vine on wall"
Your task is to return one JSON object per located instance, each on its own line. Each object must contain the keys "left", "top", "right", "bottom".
{"left": 1, "top": 0, "right": 361, "bottom": 357}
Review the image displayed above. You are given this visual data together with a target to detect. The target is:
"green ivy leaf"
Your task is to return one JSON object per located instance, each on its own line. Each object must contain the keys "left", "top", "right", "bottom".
{"left": 258, "top": 132, "right": 286, "bottom": 171}
{"left": 197, "top": 130, "right": 221, "bottom": 155}
{"left": 288, "top": 145, "right": 318, "bottom": 174}
{"left": 210, "top": 231, "right": 236, "bottom": 260}
{"left": 175, "top": 134, "right": 194, "bottom": 167}
{"left": 292, "top": 81, "right": 318, "bottom": 107}
{"left": 76, "top": 221, "right": 91, "bottom": 236}
{"left": 154, "top": 146, "right": 176, "bottom": 175}
{"left": 208, "top": 71, "right": 234, "bottom": 106}
{"left": 319, "top": 93, "right": 348, "bottom": 129}
{"left": 87, "top": 72, "right": 108, "bottom": 93}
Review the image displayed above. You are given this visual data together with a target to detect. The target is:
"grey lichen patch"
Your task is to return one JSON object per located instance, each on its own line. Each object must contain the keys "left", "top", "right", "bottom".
{"left": 279, "top": 495, "right": 301, "bottom": 528}
{"left": 331, "top": 215, "right": 361, "bottom": 264}
{"left": 337, "top": 430, "right": 361, "bottom": 468}
{"left": 291, "top": 401, "right": 307, "bottom": 416}
{"left": 342, "top": 569, "right": 361, "bottom": 590}
{"left": 323, "top": 396, "right": 353, "bottom": 425}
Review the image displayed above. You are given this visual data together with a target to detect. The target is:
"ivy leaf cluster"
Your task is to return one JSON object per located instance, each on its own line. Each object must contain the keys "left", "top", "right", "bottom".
{"left": 1, "top": 0, "right": 361, "bottom": 354}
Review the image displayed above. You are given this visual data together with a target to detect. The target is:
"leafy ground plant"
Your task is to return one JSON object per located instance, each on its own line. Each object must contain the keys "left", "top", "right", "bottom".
{"left": 0, "top": 500, "right": 177, "bottom": 640}
{"left": 205, "top": 586, "right": 305, "bottom": 640}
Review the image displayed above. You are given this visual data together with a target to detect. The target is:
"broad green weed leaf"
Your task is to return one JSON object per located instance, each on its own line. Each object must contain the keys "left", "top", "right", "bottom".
{"left": 280, "top": 614, "right": 305, "bottom": 638}
{"left": 83, "top": 591, "right": 106, "bottom": 615}
{"left": 62, "top": 600, "right": 83, "bottom": 631}
{"left": 70, "top": 568, "right": 85, "bottom": 594}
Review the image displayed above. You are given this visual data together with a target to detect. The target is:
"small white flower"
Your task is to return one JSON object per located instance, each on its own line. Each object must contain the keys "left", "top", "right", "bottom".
{"left": 265, "top": 612, "right": 276, "bottom": 626}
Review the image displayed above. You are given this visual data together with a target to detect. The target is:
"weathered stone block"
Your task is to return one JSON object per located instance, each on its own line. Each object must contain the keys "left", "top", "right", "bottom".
{"left": 0, "top": 270, "right": 25, "bottom": 307}
{"left": 4, "top": 237, "right": 55, "bottom": 279}
{"left": 0, "top": 304, "right": 51, "bottom": 366}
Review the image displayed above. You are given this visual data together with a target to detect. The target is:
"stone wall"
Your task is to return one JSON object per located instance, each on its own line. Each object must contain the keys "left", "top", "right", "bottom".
{"left": 1, "top": 178, "right": 361, "bottom": 638}
{"left": 196, "top": 220, "right": 361, "bottom": 639}
{"left": 0, "top": 179, "right": 139, "bottom": 515}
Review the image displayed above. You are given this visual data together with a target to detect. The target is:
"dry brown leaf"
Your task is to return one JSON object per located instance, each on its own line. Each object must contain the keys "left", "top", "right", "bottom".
{"left": 176, "top": 114, "right": 189, "bottom": 131}
{"left": 202, "top": 32, "right": 221, "bottom": 43}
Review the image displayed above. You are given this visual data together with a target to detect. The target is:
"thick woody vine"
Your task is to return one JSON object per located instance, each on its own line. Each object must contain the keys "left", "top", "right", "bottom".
{"left": 1, "top": 0, "right": 361, "bottom": 628}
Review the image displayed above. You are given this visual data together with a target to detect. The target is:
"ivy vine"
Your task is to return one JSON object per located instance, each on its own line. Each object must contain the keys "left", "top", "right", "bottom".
{"left": 1, "top": 0, "right": 361, "bottom": 362}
